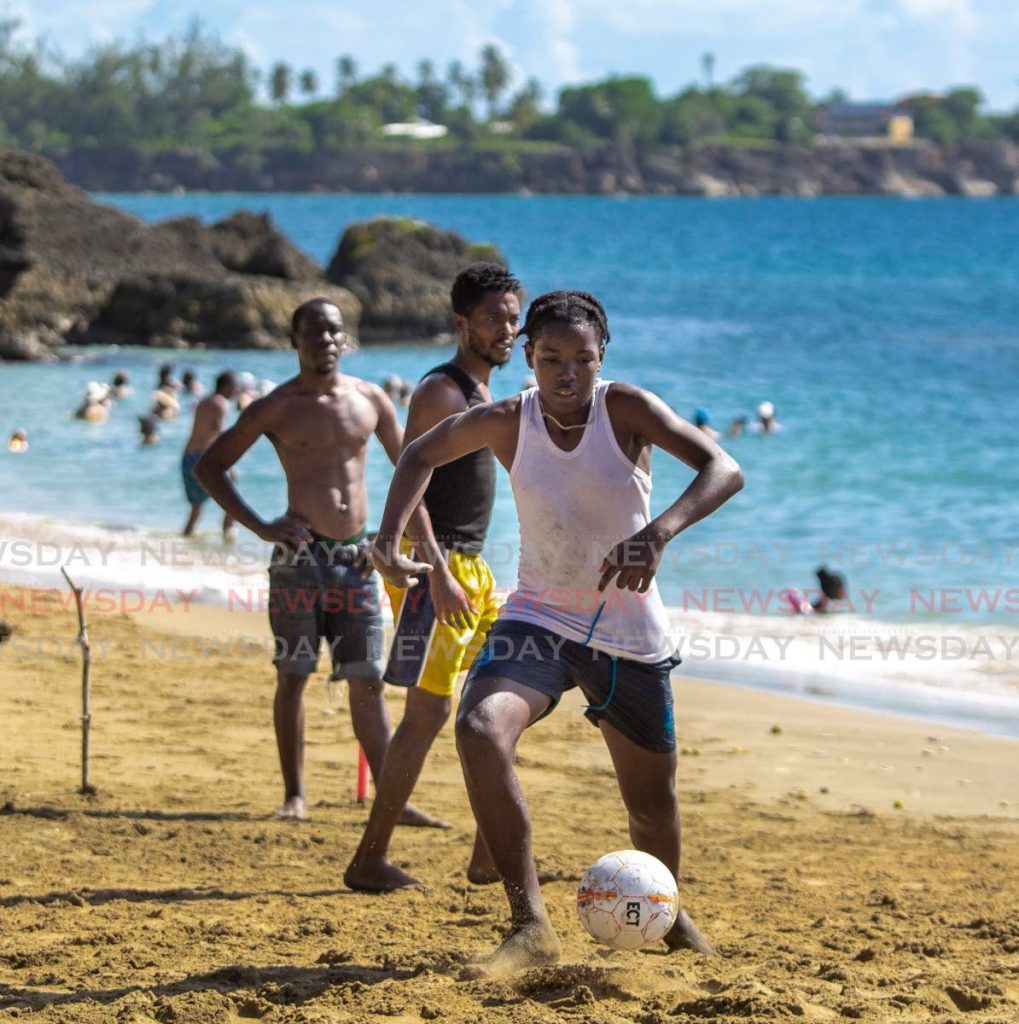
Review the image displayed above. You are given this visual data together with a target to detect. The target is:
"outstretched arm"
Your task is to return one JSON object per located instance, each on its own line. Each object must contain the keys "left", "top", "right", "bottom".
{"left": 372, "top": 401, "right": 515, "bottom": 589}
{"left": 599, "top": 385, "right": 744, "bottom": 592}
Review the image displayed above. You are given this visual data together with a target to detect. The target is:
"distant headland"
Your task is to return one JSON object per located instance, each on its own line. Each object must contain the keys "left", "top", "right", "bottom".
{"left": 1, "top": 23, "right": 1016, "bottom": 196}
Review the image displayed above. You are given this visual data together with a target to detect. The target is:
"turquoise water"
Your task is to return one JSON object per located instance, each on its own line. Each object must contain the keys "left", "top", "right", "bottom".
{"left": 2, "top": 194, "right": 1018, "bottom": 625}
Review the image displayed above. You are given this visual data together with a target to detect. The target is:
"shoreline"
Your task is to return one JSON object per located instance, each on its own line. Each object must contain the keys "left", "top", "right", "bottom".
{"left": 3, "top": 574, "right": 1018, "bottom": 757}
{"left": 3, "top": 583, "right": 1016, "bottom": 820}
{"left": 3, "top": 504, "right": 1018, "bottom": 741}
{"left": 126, "top": 608, "right": 1019, "bottom": 818}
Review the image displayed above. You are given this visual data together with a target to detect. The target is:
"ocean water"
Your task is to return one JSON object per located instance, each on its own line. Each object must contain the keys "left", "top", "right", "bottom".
{"left": 2, "top": 194, "right": 1018, "bottom": 732}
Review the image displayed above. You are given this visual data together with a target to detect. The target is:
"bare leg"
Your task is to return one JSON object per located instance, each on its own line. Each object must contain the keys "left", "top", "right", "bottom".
{"left": 344, "top": 687, "right": 451, "bottom": 892}
{"left": 598, "top": 720, "right": 714, "bottom": 954}
{"left": 222, "top": 512, "right": 235, "bottom": 542}
{"left": 455, "top": 677, "right": 561, "bottom": 977}
{"left": 182, "top": 503, "right": 202, "bottom": 537}
{"left": 347, "top": 674, "right": 445, "bottom": 828}
{"left": 274, "top": 671, "right": 309, "bottom": 819}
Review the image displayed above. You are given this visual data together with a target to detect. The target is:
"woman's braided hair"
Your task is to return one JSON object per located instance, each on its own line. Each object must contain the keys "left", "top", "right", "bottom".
{"left": 519, "top": 290, "right": 611, "bottom": 346}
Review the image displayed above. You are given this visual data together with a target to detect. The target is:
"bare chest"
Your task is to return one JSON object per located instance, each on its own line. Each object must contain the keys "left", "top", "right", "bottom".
{"left": 270, "top": 392, "right": 376, "bottom": 455}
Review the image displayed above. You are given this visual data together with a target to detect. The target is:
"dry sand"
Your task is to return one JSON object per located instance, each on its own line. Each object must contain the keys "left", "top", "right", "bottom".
{"left": 1, "top": 587, "right": 1017, "bottom": 1023}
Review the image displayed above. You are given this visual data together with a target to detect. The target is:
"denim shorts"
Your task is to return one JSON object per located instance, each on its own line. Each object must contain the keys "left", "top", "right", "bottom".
{"left": 267, "top": 538, "right": 384, "bottom": 682}
{"left": 463, "top": 618, "right": 680, "bottom": 753}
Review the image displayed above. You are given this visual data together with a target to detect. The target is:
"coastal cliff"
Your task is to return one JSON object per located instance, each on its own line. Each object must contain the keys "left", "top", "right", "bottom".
{"left": 52, "top": 141, "right": 1019, "bottom": 196}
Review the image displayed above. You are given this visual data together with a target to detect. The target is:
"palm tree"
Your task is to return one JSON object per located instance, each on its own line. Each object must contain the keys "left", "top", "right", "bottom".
{"left": 269, "top": 61, "right": 292, "bottom": 104}
{"left": 335, "top": 54, "right": 357, "bottom": 98}
{"left": 299, "top": 68, "right": 318, "bottom": 98}
{"left": 702, "top": 52, "right": 715, "bottom": 91}
{"left": 446, "top": 60, "right": 472, "bottom": 108}
{"left": 479, "top": 44, "right": 511, "bottom": 119}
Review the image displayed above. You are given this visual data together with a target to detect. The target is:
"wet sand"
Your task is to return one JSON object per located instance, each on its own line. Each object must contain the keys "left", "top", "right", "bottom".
{"left": 1, "top": 588, "right": 1017, "bottom": 1022}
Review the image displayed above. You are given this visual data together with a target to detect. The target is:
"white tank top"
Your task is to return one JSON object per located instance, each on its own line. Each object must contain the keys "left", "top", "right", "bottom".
{"left": 501, "top": 380, "right": 675, "bottom": 662}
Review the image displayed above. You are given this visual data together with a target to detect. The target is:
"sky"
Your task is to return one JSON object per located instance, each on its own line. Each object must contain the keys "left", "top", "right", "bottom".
{"left": 4, "top": 0, "right": 1019, "bottom": 111}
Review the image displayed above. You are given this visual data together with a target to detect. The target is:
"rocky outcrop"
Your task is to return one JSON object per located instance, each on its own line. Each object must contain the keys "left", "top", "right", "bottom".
{"left": 87, "top": 274, "right": 358, "bottom": 349}
{"left": 155, "top": 211, "right": 322, "bottom": 280}
{"left": 326, "top": 218, "right": 504, "bottom": 340}
{"left": 0, "top": 150, "right": 358, "bottom": 359}
{"left": 48, "top": 140, "right": 1019, "bottom": 196}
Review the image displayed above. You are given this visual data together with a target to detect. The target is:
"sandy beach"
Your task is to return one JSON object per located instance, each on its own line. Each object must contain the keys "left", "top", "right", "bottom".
{"left": 1, "top": 586, "right": 1017, "bottom": 1023}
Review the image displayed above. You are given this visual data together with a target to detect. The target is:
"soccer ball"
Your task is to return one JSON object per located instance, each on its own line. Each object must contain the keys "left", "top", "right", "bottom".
{"left": 576, "top": 850, "right": 679, "bottom": 949}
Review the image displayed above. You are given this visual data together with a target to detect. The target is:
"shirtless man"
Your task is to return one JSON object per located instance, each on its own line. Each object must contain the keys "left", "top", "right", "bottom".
{"left": 196, "top": 299, "right": 441, "bottom": 824}
{"left": 373, "top": 290, "right": 743, "bottom": 974}
{"left": 345, "top": 263, "right": 520, "bottom": 892}
{"left": 182, "top": 372, "right": 239, "bottom": 538}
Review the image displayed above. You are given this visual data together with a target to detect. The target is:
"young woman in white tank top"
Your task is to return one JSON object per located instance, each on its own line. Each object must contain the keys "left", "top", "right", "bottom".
{"left": 372, "top": 289, "right": 744, "bottom": 976}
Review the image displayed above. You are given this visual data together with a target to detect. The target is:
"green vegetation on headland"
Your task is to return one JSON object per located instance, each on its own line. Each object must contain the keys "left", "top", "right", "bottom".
{"left": 2, "top": 19, "right": 1018, "bottom": 194}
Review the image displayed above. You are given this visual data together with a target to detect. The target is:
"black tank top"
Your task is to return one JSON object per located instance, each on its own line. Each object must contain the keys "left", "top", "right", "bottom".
{"left": 420, "top": 363, "right": 495, "bottom": 555}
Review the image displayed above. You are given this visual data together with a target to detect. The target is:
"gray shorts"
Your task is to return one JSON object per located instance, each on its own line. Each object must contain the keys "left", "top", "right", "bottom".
{"left": 464, "top": 618, "right": 679, "bottom": 753}
{"left": 268, "top": 539, "right": 384, "bottom": 682}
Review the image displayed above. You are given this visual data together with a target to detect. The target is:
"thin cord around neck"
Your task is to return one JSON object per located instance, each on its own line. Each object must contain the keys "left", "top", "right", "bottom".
{"left": 541, "top": 411, "right": 589, "bottom": 431}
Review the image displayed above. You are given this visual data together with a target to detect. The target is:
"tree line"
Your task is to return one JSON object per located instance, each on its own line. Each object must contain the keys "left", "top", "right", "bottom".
{"left": 2, "top": 18, "right": 1017, "bottom": 161}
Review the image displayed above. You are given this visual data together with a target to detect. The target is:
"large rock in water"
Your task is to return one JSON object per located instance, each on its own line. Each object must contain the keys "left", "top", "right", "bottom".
{"left": 154, "top": 211, "right": 322, "bottom": 280}
{"left": 87, "top": 274, "right": 358, "bottom": 349}
{"left": 0, "top": 149, "right": 357, "bottom": 358}
{"left": 325, "top": 217, "right": 505, "bottom": 340}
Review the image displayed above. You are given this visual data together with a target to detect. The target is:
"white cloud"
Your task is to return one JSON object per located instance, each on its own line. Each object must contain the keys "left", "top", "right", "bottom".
{"left": 525, "top": 0, "right": 582, "bottom": 86}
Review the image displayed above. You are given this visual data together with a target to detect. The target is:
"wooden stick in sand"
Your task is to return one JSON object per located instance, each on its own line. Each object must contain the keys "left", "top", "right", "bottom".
{"left": 61, "top": 567, "right": 97, "bottom": 796}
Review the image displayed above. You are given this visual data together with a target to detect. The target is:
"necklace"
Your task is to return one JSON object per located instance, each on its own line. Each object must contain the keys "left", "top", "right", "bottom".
{"left": 542, "top": 411, "right": 588, "bottom": 432}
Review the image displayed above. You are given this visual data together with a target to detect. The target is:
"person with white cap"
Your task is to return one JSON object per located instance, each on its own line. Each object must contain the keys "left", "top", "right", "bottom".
{"left": 75, "top": 381, "right": 112, "bottom": 422}
{"left": 752, "top": 400, "right": 782, "bottom": 434}
{"left": 235, "top": 371, "right": 260, "bottom": 411}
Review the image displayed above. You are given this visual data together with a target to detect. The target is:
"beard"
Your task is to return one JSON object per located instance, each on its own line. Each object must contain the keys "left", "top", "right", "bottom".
{"left": 469, "top": 331, "right": 511, "bottom": 369}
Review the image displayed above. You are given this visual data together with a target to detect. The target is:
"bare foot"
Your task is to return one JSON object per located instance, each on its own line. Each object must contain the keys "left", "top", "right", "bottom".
{"left": 460, "top": 920, "right": 561, "bottom": 980}
{"left": 398, "top": 803, "right": 451, "bottom": 829}
{"left": 664, "top": 908, "right": 716, "bottom": 955}
{"left": 344, "top": 858, "right": 424, "bottom": 893}
{"left": 273, "top": 796, "right": 308, "bottom": 821}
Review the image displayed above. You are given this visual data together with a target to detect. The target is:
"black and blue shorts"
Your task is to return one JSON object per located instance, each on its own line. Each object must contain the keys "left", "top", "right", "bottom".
{"left": 463, "top": 618, "right": 680, "bottom": 753}
{"left": 267, "top": 536, "right": 384, "bottom": 682}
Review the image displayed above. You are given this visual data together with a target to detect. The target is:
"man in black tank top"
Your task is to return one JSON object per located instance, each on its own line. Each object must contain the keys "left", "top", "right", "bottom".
{"left": 345, "top": 263, "right": 521, "bottom": 892}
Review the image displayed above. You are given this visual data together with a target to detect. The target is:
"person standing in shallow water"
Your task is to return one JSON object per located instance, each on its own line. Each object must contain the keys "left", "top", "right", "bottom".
{"left": 345, "top": 262, "right": 520, "bottom": 893}
{"left": 372, "top": 290, "right": 744, "bottom": 975}
{"left": 181, "top": 372, "right": 238, "bottom": 539}
{"left": 196, "top": 299, "right": 447, "bottom": 826}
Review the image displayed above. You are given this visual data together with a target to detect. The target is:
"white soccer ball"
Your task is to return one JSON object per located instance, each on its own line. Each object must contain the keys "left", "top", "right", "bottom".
{"left": 576, "top": 849, "right": 679, "bottom": 949}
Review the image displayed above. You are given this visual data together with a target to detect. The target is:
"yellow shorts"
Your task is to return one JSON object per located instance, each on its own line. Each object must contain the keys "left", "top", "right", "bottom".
{"left": 384, "top": 545, "right": 501, "bottom": 699}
